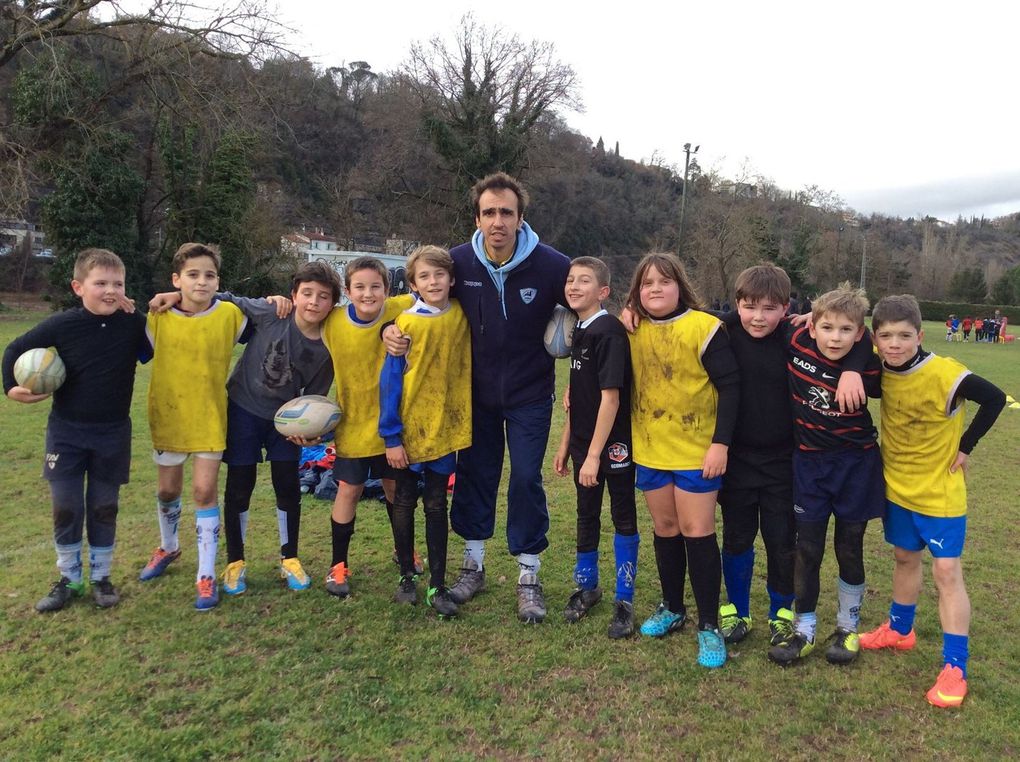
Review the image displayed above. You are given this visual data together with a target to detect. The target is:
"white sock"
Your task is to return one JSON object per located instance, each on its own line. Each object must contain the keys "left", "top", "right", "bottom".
{"left": 276, "top": 508, "right": 289, "bottom": 549}
{"left": 836, "top": 577, "right": 866, "bottom": 632}
{"left": 157, "top": 496, "right": 182, "bottom": 553}
{"left": 195, "top": 507, "right": 220, "bottom": 581}
{"left": 56, "top": 541, "right": 83, "bottom": 583}
{"left": 795, "top": 611, "right": 817, "bottom": 641}
{"left": 89, "top": 544, "right": 114, "bottom": 581}
{"left": 464, "top": 540, "right": 486, "bottom": 570}
{"left": 517, "top": 553, "right": 541, "bottom": 582}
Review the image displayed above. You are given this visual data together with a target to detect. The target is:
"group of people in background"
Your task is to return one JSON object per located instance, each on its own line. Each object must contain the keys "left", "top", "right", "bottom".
{"left": 2, "top": 172, "right": 1008, "bottom": 710}
{"left": 945, "top": 312, "right": 1009, "bottom": 342}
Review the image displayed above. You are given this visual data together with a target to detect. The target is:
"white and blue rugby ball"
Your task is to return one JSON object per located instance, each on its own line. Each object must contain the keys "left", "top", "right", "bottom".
{"left": 274, "top": 395, "right": 342, "bottom": 439}
{"left": 544, "top": 305, "right": 578, "bottom": 358}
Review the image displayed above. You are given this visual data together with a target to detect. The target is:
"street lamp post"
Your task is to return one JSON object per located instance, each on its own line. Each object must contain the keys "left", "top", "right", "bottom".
{"left": 859, "top": 233, "right": 867, "bottom": 292}
{"left": 678, "top": 142, "right": 699, "bottom": 253}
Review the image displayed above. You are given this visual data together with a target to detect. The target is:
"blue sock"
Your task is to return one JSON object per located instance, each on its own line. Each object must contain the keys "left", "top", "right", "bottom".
{"left": 573, "top": 550, "right": 599, "bottom": 591}
{"left": 767, "top": 586, "right": 795, "bottom": 619}
{"left": 943, "top": 633, "right": 969, "bottom": 678}
{"left": 613, "top": 533, "right": 639, "bottom": 603}
{"left": 722, "top": 548, "right": 754, "bottom": 618}
{"left": 889, "top": 601, "right": 916, "bottom": 635}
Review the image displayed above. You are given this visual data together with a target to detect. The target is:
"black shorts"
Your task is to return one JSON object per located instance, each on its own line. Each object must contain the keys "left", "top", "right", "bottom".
{"left": 333, "top": 454, "right": 395, "bottom": 486}
{"left": 793, "top": 447, "right": 884, "bottom": 523}
{"left": 44, "top": 414, "right": 132, "bottom": 485}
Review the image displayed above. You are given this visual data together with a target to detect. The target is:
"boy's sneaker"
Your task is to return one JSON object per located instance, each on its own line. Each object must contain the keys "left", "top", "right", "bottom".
{"left": 639, "top": 603, "right": 686, "bottom": 638}
{"left": 222, "top": 560, "right": 247, "bottom": 596}
{"left": 769, "top": 608, "right": 796, "bottom": 647}
{"left": 35, "top": 577, "right": 85, "bottom": 613}
{"left": 926, "top": 664, "right": 968, "bottom": 708}
{"left": 697, "top": 627, "right": 728, "bottom": 668}
{"left": 824, "top": 627, "right": 860, "bottom": 665}
{"left": 195, "top": 576, "right": 219, "bottom": 611}
{"left": 563, "top": 587, "right": 602, "bottom": 623}
{"left": 394, "top": 575, "right": 418, "bottom": 605}
{"left": 91, "top": 577, "right": 120, "bottom": 608}
{"left": 516, "top": 573, "right": 546, "bottom": 623}
{"left": 426, "top": 585, "right": 459, "bottom": 618}
{"left": 392, "top": 548, "right": 425, "bottom": 576}
{"left": 325, "top": 562, "right": 351, "bottom": 598}
{"left": 138, "top": 547, "right": 181, "bottom": 581}
{"left": 719, "top": 603, "right": 752, "bottom": 644}
{"left": 859, "top": 620, "right": 916, "bottom": 651}
{"left": 768, "top": 632, "right": 815, "bottom": 666}
{"left": 448, "top": 559, "right": 485, "bottom": 604}
{"left": 607, "top": 600, "right": 635, "bottom": 639}
{"left": 279, "top": 557, "right": 311, "bottom": 591}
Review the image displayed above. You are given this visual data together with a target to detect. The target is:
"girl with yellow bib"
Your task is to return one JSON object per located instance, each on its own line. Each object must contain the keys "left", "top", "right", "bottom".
{"left": 626, "top": 253, "right": 739, "bottom": 668}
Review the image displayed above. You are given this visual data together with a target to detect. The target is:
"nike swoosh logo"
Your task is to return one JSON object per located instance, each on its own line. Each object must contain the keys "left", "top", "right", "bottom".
{"left": 822, "top": 372, "right": 836, "bottom": 380}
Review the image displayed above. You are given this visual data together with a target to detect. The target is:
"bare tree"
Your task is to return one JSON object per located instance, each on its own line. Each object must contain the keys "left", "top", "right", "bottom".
{"left": 400, "top": 13, "right": 582, "bottom": 228}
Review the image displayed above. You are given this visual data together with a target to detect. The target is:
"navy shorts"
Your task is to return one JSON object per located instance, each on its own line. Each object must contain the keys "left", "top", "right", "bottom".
{"left": 793, "top": 447, "right": 885, "bottom": 523}
{"left": 224, "top": 399, "right": 299, "bottom": 466}
{"left": 334, "top": 454, "right": 395, "bottom": 486}
{"left": 44, "top": 414, "right": 132, "bottom": 485}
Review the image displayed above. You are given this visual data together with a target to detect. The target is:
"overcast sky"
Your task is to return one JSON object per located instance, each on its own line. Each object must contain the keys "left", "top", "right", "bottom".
{"left": 282, "top": 0, "right": 1018, "bottom": 221}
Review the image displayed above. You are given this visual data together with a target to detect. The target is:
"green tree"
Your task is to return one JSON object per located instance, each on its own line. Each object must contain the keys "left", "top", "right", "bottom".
{"left": 948, "top": 266, "right": 987, "bottom": 303}
{"left": 41, "top": 130, "right": 145, "bottom": 305}
{"left": 990, "top": 266, "right": 1020, "bottom": 305}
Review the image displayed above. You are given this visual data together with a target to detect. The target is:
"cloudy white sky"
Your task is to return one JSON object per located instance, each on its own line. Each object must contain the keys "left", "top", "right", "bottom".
{"left": 284, "top": 0, "right": 1018, "bottom": 221}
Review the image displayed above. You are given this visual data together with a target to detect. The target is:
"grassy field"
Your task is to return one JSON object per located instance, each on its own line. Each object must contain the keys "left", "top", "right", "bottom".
{"left": 1, "top": 313, "right": 1018, "bottom": 760}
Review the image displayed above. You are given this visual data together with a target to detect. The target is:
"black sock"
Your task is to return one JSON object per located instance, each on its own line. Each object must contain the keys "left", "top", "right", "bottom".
{"left": 653, "top": 533, "right": 687, "bottom": 615}
{"left": 331, "top": 517, "right": 355, "bottom": 566}
{"left": 685, "top": 533, "right": 722, "bottom": 630}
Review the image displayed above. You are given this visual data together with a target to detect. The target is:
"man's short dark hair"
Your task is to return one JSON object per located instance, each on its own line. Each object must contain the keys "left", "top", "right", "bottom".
{"left": 471, "top": 172, "right": 529, "bottom": 218}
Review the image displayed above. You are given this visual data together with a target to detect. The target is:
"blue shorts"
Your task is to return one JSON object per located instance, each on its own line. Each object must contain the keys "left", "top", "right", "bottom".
{"left": 223, "top": 400, "right": 299, "bottom": 466}
{"left": 44, "top": 414, "right": 132, "bottom": 485}
{"left": 333, "top": 454, "right": 394, "bottom": 486}
{"left": 883, "top": 501, "right": 966, "bottom": 557}
{"left": 635, "top": 465, "right": 721, "bottom": 493}
{"left": 793, "top": 447, "right": 885, "bottom": 523}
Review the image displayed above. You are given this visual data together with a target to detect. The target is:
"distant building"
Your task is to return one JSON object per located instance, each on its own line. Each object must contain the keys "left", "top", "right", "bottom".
{"left": 0, "top": 219, "right": 46, "bottom": 253}
{"left": 280, "top": 229, "right": 414, "bottom": 300}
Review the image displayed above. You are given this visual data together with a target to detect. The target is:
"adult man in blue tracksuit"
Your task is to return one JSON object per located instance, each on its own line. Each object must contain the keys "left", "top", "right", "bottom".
{"left": 386, "top": 172, "right": 570, "bottom": 622}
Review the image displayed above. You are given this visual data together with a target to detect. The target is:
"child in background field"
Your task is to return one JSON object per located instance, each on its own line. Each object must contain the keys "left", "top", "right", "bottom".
{"left": 553, "top": 256, "right": 639, "bottom": 638}
{"left": 380, "top": 245, "right": 471, "bottom": 617}
{"left": 139, "top": 243, "right": 246, "bottom": 610}
{"left": 961, "top": 316, "right": 972, "bottom": 341}
{"left": 626, "top": 252, "right": 739, "bottom": 668}
{"left": 3, "top": 249, "right": 150, "bottom": 612}
{"left": 768, "top": 284, "right": 883, "bottom": 667}
{"left": 862, "top": 295, "right": 1005, "bottom": 708}
{"left": 320, "top": 258, "right": 415, "bottom": 598}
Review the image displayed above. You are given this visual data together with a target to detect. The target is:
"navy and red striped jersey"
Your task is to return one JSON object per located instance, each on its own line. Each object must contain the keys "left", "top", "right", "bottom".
{"left": 787, "top": 325, "right": 881, "bottom": 451}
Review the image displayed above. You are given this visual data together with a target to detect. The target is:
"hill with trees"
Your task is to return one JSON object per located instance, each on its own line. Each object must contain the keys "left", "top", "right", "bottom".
{"left": 2, "top": 2, "right": 1018, "bottom": 307}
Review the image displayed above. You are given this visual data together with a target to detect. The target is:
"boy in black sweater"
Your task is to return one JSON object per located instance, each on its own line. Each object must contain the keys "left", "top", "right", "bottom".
{"left": 2, "top": 249, "right": 150, "bottom": 612}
